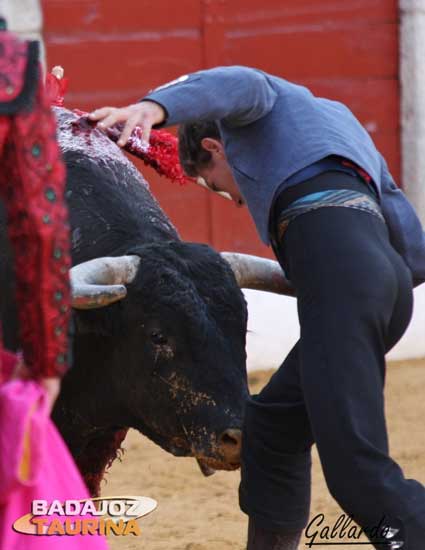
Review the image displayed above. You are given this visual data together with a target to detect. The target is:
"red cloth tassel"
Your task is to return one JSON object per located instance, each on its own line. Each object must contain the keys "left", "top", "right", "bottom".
{"left": 106, "top": 124, "right": 193, "bottom": 185}
{"left": 45, "top": 72, "right": 69, "bottom": 107}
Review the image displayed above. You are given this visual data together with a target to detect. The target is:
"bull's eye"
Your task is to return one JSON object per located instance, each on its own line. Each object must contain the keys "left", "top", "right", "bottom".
{"left": 150, "top": 331, "right": 167, "bottom": 345}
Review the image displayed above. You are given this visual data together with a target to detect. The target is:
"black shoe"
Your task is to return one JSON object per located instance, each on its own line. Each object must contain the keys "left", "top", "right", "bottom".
{"left": 368, "top": 517, "right": 406, "bottom": 550}
{"left": 246, "top": 518, "right": 301, "bottom": 550}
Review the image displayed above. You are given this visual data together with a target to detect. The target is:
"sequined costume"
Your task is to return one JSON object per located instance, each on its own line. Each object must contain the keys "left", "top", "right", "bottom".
{"left": 0, "top": 22, "right": 71, "bottom": 380}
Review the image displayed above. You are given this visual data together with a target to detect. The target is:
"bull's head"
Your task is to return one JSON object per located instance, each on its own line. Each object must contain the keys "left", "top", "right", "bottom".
{"left": 68, "top": 247, "right": 292, "bottom": 475}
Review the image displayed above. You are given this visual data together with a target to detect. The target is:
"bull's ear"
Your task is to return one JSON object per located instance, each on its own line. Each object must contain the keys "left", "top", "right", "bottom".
{"left": 71, "top": 256, "right": 140, "bottom": 309}
{"left": 73, "top": 310, "right": 114, "bottom": 335}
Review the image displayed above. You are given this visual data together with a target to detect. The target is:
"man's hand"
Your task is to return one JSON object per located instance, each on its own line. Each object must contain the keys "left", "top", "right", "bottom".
{"left": 11, "top": 359, "right": 61, "bottom": 415}
{"left": 88, "top": 101, "right": 166, "bottom": 147}
{"left": 40, "top": 377, "right": 61, "bottom": 415}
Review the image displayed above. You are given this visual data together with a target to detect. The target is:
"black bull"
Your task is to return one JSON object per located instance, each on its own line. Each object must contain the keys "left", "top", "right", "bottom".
{"left": 0, "top": 107, "right": 287, "bottom": 496}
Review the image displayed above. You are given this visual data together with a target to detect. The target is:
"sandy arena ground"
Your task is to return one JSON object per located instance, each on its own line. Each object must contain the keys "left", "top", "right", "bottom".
{"left": 106, "top": 358, "right": 425, "bottom": 550}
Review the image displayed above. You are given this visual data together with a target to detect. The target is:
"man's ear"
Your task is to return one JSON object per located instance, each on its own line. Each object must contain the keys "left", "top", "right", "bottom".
{"left": 201, "top": 137, "right": 224, "bottom": 157}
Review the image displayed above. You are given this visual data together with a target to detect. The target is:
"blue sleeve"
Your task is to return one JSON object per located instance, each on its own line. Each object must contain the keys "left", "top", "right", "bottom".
{"left": 379, "top": 156, "right": 425, "bottom": 287}
{"left": 142, "top": 65, "right": 278, "bottom": 128}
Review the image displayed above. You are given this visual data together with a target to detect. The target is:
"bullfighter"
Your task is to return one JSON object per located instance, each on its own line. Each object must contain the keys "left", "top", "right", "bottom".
{"left": 89, "top": 65, "right": 425, "bottom": 550}
{"left": 0, "top": 17, "right": 71, "bottom": 404}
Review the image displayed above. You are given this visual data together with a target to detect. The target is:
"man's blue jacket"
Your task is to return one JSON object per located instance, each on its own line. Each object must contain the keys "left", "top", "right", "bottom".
{"left": 144, "top": 65, "right": 425, "bottom": 286}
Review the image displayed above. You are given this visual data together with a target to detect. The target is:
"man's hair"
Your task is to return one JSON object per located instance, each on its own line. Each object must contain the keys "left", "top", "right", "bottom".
{"left": 178, "top": 121, "right": 221, "bottom": 177}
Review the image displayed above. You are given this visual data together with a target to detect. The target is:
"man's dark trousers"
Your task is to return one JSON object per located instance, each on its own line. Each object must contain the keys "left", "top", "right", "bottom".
{"left": 239, "top": 173, "right": 425, "bottom": 548}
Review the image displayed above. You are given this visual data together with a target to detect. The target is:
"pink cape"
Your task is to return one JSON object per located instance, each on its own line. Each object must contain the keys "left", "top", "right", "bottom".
{"left": 0, "top": 350, "right": 108, "bottom": 549}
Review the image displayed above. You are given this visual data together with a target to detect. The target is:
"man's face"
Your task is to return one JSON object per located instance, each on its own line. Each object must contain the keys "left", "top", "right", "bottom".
{"left": 197, "top": 138, "right": 246, "bottom": 208}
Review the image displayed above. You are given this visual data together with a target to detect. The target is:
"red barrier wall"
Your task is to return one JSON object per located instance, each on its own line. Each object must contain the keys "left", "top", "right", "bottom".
{"left": 42, "top": 0, "right": 399, "bottom": 257}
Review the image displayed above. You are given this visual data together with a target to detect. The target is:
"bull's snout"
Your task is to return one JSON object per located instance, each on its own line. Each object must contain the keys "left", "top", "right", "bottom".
{"left": 218, "top": 428, "right": 242, "bottom": 465}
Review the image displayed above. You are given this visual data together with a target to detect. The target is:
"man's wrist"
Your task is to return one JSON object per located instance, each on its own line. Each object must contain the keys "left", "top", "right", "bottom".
{"left": 139, "top": 99, "right": 168, "bottom": 127}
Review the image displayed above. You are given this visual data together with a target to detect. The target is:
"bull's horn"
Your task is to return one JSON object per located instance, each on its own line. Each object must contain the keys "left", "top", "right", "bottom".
{"left": 70, "top": 255, "right": 141, "bottom": 309}
{"left": 221, "top": 252, "right": 296, "bottom": 297}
